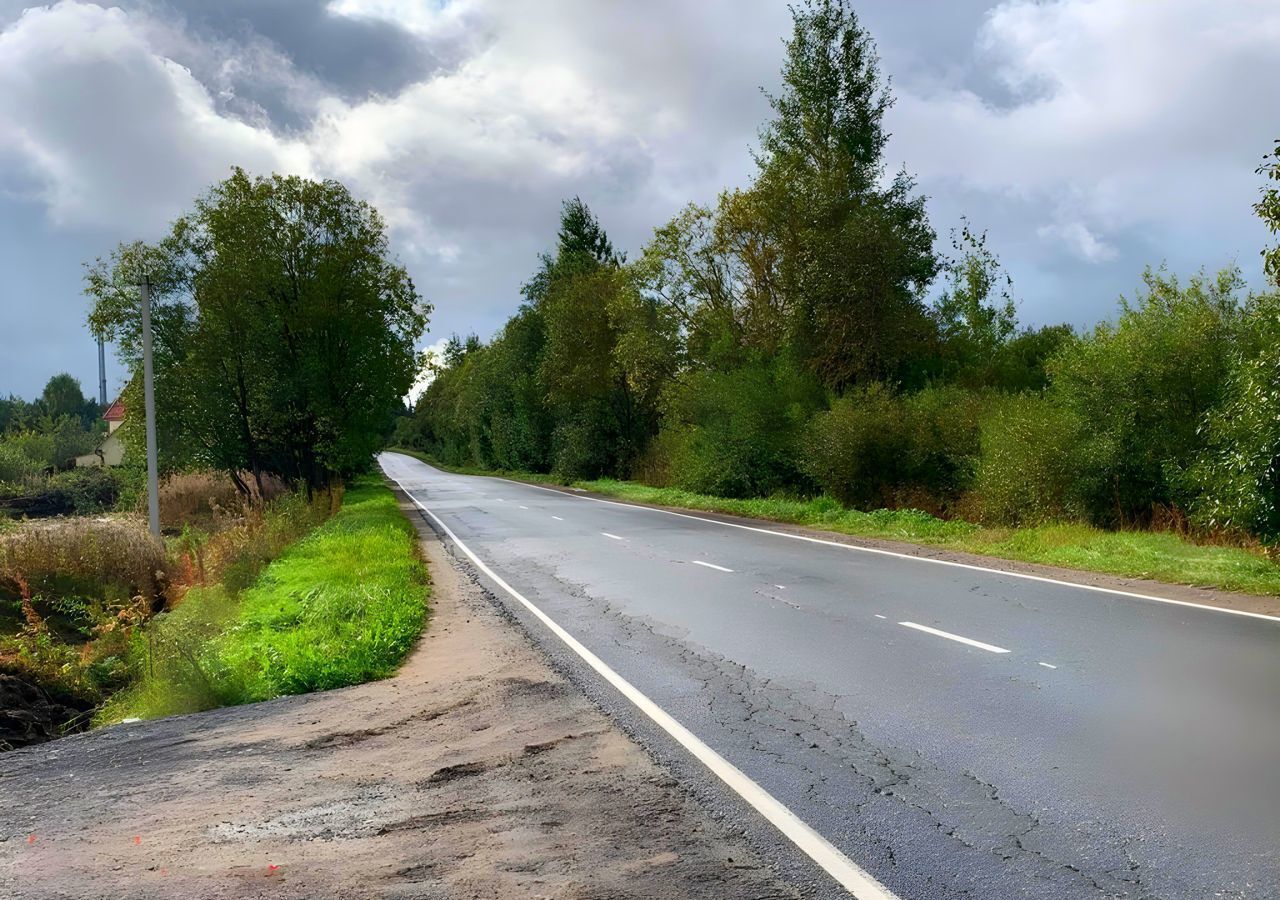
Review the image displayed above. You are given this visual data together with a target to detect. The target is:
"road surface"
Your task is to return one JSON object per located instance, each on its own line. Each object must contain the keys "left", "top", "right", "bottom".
{"left": 380, "top": 452, "right": 1280, "bottom": 900}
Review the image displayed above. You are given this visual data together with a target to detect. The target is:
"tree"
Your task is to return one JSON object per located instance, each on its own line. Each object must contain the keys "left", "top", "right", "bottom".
{"left": 86, "top": 168, "right": 429, "bottom": 492}
{"left": 754, "top": 0, "right": 939, "bottom": 389}
{"left": 1048, "top": 267, "right": 1245, "bottom": 524}
{"left": 934, "top": 222, "right": 1016, "bottom": 359}
{"left": 40, "top": 374, "right": 93, "bottom": 425}
{"left": 1188, "top": 143, "right": 1280, "bottom": 542}
{"left": 529, "top": 199, "right": 674, "bottom": 478}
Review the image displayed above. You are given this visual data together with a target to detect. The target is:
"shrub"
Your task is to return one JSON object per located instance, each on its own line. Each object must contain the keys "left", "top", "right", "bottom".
{"left": 0, "top": 467, "right": 121, "bottom": 518}
{"left": 802, "top": 383, "right": 910, "bottom": 508}
{"left": 1047, "top": 266, "right": 1244, "bottom": 524}
{"left": 1188, "top": 292, "right": 1280, "bottom": 542}
{"left": 660, "top": 362, "right": 817, "bottom": 498}
{"left": 802, "top": 384, "right": 987, "bottom": 512}
{"left": 2, "top": 432, "right": 54, "bottom": 471}
{"left": 0, "top": 442, "right": 43, "bottom": 484}
{"left": 971, "top": 394, "right": 1104, "bottom": 526}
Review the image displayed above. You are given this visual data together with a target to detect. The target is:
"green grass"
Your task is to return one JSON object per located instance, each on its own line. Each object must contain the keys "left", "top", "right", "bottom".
{"left": 101, "top": 476, "right": 429, "bottom": 722}
{"left": 388, "top": 448, "right": 1280, "bottom": 597}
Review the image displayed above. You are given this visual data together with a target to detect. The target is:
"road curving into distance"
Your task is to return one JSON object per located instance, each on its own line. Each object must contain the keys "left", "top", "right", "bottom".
{"left": 380, "top": 452, "right": 1280, "bottom": 900}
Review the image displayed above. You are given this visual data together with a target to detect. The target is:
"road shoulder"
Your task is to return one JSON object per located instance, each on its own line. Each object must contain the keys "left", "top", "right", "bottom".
{"left": 0, "top": 493, "right": 799, "bottom": 900}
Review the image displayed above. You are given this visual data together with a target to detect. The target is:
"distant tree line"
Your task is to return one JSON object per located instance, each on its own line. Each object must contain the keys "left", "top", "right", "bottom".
{"left": 0, "top": 374, "right": 103, "bottom": 480}
{"left": 86, "top": 169, "right": 430, "bottom": 495}
{"left": 397, "top": 0, "right": 1280, "bottom": 545}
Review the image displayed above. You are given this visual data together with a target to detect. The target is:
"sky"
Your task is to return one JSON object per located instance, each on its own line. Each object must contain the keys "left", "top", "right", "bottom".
{"left": 1, "top": 0, "right": 1277, "bottom": 403}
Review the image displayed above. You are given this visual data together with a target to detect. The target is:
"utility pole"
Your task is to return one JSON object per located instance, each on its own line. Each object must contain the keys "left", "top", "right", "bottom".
{"left": 139, "top": 276, "right": 161, "bottom": 539}
{"left": 97, "top": 334, "right": 107, "bottom": 408}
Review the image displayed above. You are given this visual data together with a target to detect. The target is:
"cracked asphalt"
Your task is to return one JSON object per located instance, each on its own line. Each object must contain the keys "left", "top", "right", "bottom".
{"left": 380, "top": 452, "right": 1280, "bottom": 900}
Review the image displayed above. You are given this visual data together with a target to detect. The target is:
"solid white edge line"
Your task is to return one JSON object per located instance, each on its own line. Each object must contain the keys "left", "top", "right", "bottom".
{"left": 899, "top": 621, "right": 1011, "bottom": 654}
{"left": 692, "top": 560, "right": 734, "bottom": 573}
{"left": 484, "top": 472, "right": 1280, "bottom": 624}
{"left": 382, "top": 463, "right": 898, "bottom": 900}
{"left": 602, "top": 532, "right": 624, "bottom": 541}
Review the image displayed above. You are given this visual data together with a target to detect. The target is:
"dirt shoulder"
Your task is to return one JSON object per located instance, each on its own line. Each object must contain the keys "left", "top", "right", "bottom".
{"left": 0, "top": 496, "right": 800, "bottom": 900}
{"left": 522, "top": 481, "right": 1280, "bottom": 620}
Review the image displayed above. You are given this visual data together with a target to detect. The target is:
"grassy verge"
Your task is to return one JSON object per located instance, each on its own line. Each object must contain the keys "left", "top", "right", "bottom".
{"left": 100, "top": 476, "right": 428, "bottom": 722}
{"left": 388, "top": 448, "right": 1280, "bottom": 597}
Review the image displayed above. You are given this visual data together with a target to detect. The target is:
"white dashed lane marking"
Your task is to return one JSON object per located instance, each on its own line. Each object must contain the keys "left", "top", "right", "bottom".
{"left": 692, "top": 560, "right": 734, "bottom": 573}
{"left": 552, "top": 515, "right": 564, "bottom": 521}
{"left": 602, "top": 532, "right": 624, "bottom": 541}
{"left": 1039, "top": 662, "right": 1058, "bottom": 669}
{"left": 899, "top": 621, "right": 1010, "bottom": 654}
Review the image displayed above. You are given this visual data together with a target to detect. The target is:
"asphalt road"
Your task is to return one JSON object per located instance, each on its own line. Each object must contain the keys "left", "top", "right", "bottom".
{"left": 380, "top": 452, "right": 1280, "bottom": 900}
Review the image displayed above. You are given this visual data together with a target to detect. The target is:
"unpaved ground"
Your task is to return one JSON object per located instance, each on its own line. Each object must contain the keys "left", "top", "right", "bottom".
{"left": 0, "top": 499, "right": 801, "bottom": 899}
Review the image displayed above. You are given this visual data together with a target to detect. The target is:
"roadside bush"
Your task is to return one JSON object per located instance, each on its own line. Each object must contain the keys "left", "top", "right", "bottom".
{"left": 0, "top": 468, "right": 121, "bottom": 518}
{"left": 0, "top": 442, "right": 43, "bottom": 484}
{"left": 972, "top": 394, "right": 1105, "bottom": 526}
{"left": 660, "top": 362, "right": 817, "bottom": 498}
{"left": 550, "top": 409, "right": 612, "bottom": 480}
{"left": 802, "top": 383, "right": 909, "bottom": 508}
{"left": 1047, "top": 267, "right": 1244, "bottom": 525}
{"left": 1188, "top": 292, "right": 1280, "bottom": 543}
{"left": 802, "top": 384, "right": 986, "bottom": 513}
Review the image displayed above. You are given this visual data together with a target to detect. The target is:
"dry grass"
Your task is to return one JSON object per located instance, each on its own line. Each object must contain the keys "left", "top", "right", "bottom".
{"left": 0, "top": 517, "right": 169, "bottom": 610}
{"left": 158, "top": 469, "right": 289, "bottom": 534}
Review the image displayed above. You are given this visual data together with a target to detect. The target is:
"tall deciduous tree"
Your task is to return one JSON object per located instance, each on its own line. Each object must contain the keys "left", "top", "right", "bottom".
{"left": 86, "top": 168, "right": 429, "bottom": 492}
{"left": 755, "top": 0, "right": 938, "bottom": 389}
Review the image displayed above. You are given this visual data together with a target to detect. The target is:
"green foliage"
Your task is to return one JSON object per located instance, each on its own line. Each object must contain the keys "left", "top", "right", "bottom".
{"left": 972, "top": 394, "right": 1100, "bottom": 526}
{"left": 0, "top": 468, "right": 122, "bottom": 517}
{"left": 659, "top": 361, "right": 818, "bottom": 498}
{"left": 0, "top": 441, "right": 43, "bottom": 484}
{"left": 1189, "top": 292, "right": 1280, "bottom": 541}
{"left": 104, "top": 477, "right": 427, "bottom": 720}
{"left": 1047, "top": 266, "right": 1245, "bottom": 525}
{"left": 85, "top": 168, "right": 430, "bottom": 489}
{"left": 1256, "top": 140, "right": 1280, "bottom": 286}
{"left": 803, "top": 384, "right": 985, "bottom": 512}
{"left": 754, "top": 0, "right": 939, "bottom": 388}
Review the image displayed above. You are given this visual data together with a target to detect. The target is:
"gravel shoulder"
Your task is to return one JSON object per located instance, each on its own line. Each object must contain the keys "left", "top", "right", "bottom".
{"left": 0, "top": 495, "right": 800, "bottom": 900}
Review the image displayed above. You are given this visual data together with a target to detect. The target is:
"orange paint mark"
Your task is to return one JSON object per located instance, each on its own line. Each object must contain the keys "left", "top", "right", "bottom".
{"left": 133, "top": 836, "right": 142, "bottom": 845}
{"left": 267, "top": 864, "right": 280, "bottom": 875}
{"left": 27, "top": 835, "right": 36, "bottom": 845}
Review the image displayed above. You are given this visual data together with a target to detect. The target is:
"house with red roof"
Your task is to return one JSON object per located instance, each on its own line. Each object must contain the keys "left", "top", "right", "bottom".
{"left": 74, "top": 397, "right": 127, "bottom": 468}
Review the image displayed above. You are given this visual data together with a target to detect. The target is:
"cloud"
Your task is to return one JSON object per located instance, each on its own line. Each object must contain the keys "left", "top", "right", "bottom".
{"left": 3, "top": 0, "right": 1279, "bottom": 400}
{"left": 891, "top": 0, "right": 1280, "bottom": 281}
{"left": 1036, "top": 221, "right": 1118, "bottom": 264}
{"left": 0, "top": 2, "right": 310, "bottom": 231}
